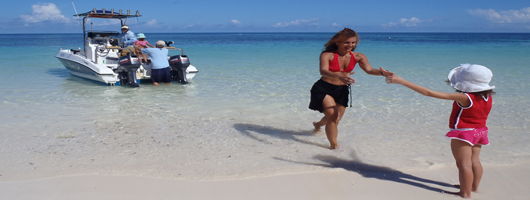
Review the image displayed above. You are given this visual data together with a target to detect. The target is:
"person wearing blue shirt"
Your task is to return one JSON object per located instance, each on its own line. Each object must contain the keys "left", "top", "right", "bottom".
{"left": 142, "top": 40, "right": 171, "bottom": 86}
{"left": 120, "top": 25, "right": 137, "bottom": 47}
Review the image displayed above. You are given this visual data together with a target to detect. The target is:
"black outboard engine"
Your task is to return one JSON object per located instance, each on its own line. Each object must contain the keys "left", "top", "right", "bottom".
{"left": 117, "top": 54, "right": 141, "bottom": 87}
{"left": 169, "top": 55, "right": 191, "bottom": 84}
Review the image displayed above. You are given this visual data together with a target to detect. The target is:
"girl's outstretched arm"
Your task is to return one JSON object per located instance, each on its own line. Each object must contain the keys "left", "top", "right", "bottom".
{"left": 385, "top": 74, "right": 470, "bottom": 106}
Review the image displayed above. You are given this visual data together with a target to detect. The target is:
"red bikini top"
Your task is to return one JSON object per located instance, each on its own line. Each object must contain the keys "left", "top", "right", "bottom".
{"left": 329, "top": 51, "right": 356, "bottom": 72}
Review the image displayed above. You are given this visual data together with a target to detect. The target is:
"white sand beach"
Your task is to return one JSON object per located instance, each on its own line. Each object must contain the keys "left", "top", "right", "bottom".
{"left": 1, "top": 162, "right": 529, "bottom": 200}
{"left": 1, "top": 107, "right": 528, "bottom": 200}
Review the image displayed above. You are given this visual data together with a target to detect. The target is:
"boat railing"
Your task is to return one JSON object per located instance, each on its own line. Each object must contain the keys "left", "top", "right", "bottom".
{"left": 104, "top": 46, "right": 184, "bottom": 54}
{"left": 98, "top": 46, "right": 185, "bottom": 62}
{"left": 59, "top": 47, "right": 82, "bottom": 54}
{"left": 167, "top": 47, "right": 185, "bottom": 55}
{"left": 59, "top": 47, "right": 82, "bottom": 50}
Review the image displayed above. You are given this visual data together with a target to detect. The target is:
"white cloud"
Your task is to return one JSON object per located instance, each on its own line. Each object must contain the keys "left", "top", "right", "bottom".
{"left": 20, "top": 3, "right": 70, "bottom": 24}
{"left": 332, "top": 23, "right": 340, "bottom": 27}
{"left": 469, "top": 7, "right": 530, "bottom": 23}
{"left": 183, "top": 23, "right": 201, "bottom": 29}
{"left": 272, "top": 18, "right": 319, "bottom": 28}
{"left": 383, "top": 22, "right": 398, "bottom": 27}
{"left": 146, "top": 19, "right": 157, "bottom": 26}
{"left": 231, "top": 19, "right": 242, "bottom": 25}
{"left": 382, "top": 17, "right": 432, "bottom": 28}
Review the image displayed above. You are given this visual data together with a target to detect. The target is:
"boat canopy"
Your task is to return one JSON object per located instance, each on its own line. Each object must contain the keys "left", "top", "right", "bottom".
{"left": 74, "top": 8, "right": 141, "bottom": 19}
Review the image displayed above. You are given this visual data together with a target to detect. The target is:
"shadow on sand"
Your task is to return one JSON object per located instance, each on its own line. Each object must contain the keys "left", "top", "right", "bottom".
{"left": 275, "top": 151, "right": 457, "bottom": 194}
{"left": 234, "top": 123, "right": 457, "bottom": 195}
{"left": 233, "top": 123, "right": 328, "bottom": 149}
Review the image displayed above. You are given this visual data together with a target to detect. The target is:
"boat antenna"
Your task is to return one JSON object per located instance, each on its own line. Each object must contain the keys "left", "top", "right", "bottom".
{"left": 71, "top": 2, "right": 82, "bottom": 26}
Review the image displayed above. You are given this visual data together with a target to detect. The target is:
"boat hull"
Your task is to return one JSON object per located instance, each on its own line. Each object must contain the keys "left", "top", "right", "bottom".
{"left": 56, "top": 49, "right": 198, "bottom": 85}
{"left": 56, "top": 50, "right": 119, "bottom": 84}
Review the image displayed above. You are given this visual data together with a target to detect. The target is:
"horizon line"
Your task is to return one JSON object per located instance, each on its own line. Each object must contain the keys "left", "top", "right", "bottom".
{"left": 1, "top": 31, "right": 529, "bottom": 35}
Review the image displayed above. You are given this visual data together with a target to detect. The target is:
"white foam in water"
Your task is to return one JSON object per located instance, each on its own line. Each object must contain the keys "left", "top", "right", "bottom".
{"left": 0, "top": 33, "right": 529, "bottom": 181}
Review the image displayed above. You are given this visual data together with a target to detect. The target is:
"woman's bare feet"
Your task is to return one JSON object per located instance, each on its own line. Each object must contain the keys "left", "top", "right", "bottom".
{"left": 313, "top": 121, "right": 322, "bottom": 133}
{"left": 330, "top": 144, "right": 339, "bottom": 149}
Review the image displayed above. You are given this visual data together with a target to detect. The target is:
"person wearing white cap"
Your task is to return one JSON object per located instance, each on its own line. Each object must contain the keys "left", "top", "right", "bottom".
{"left": 384, "top": 64, "right": 495, "bottom": 198}
{"left": 141, "top": 40, "right": 171, "bottom": 86}
{"left": 119, "top": 25, "right": 137, "bottom": 47}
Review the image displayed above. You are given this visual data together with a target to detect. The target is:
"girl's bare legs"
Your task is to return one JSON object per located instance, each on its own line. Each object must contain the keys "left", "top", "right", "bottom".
{"left": 471, "top": 145, "right": 483, "bottom": 192}
{"left": 142, "top": 54, "right": 148, "bottom": 64}
{"left": 135, "top": 49, "right": 143, "bottom": 64}
{"left": 320, "top": 95, "right": 346, "bottom": 149}
{"left": 451, "top": 139, "right": 474, "bottom": 198}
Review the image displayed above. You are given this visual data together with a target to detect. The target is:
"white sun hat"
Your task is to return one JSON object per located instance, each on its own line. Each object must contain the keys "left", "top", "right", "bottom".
{"left": 448, "top": 64, "right": 495, "bottom": 93}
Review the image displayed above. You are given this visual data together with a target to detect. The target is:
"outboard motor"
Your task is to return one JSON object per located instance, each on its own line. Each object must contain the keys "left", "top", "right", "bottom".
{"left": 169, "top": 55, "right": 191, "bottom": 84}
{"left": 117, "top": 54, "right": 141, "bottom": 87}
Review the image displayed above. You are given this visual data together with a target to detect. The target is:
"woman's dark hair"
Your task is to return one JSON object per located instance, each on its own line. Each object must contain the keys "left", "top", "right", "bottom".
{"left": 445, "top": 79, "right": 496, "bottom": 98}
{"left": 323, "top": 28, "right": 359, "bottom": 53}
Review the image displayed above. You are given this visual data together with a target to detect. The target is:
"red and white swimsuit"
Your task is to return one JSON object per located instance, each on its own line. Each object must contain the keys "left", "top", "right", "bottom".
{"left": 446, "top": 93, "right": 492, "bottom": 145}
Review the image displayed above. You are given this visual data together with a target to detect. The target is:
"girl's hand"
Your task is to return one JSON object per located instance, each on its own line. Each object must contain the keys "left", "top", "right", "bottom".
{"left": 385, "top": 75, "right": 403, "bottom": 84}
{"left": 380, "top": 67, "right": 395, "bottom": 77}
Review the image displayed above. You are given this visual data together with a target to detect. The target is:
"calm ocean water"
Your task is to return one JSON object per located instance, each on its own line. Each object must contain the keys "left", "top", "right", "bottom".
{"left": 0, "top": 32, "right": 529, "bottom": 181}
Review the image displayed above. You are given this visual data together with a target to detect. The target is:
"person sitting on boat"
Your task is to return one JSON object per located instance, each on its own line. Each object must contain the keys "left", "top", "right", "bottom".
{"left": 133, "top": 33, "right": 154, "bottom": 64}
{"left": 141, "top": 40, "right": 171, "bottom": 86}
{"left": 120, "top": 25, "right": 137, "bottom": 47}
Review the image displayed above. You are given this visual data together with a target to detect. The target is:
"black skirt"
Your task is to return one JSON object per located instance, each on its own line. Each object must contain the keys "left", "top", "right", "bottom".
{"left": 309, "top": 79, "right": 349, "bottom": 113}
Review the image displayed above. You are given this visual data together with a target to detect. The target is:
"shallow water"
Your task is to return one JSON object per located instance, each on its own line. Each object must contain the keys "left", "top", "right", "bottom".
{"left": 0, "top": 32, "right": 529, "bottom": 181}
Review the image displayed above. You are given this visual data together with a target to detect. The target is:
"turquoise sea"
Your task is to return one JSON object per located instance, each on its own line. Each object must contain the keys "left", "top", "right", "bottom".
{"left": 0, "top": 32, "right": 529, "bottom": 181}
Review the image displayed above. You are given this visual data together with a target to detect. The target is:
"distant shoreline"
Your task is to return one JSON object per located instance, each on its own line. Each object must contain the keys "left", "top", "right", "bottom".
{"left": 1, "top": 32, "right": 529, "bottom": 35}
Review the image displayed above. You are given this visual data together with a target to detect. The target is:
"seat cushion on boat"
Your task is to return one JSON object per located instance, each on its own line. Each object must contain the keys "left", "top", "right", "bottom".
{"left": 119, "top": 46, "right": 137, "bottom": 57}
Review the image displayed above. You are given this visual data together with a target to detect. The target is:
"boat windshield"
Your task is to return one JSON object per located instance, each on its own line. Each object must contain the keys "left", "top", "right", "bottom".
{"left": 87, "top": 31, "right": 120, "bottom": 38}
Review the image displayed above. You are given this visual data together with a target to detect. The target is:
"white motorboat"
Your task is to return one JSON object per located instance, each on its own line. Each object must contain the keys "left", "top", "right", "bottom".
{"left": 56, "top": 8, "right": 198, "bottom": 87}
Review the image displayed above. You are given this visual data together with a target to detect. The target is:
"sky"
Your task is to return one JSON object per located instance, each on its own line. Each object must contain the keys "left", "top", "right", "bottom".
{"left": 1, "top": 0, "right": 529, "bottom": 33}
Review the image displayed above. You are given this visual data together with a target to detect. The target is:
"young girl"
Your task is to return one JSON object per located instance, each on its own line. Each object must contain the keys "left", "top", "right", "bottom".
{"left": 384, "top": 64, "right": 495, "bottom": 198}
{"left": 134, "top": 33, "right": 155, "bottom": 64}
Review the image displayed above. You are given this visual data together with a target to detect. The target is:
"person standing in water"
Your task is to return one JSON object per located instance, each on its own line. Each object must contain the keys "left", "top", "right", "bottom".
{"left": 141, "top": 41, "right": 171, "bottom": 86}
{"left": 309, "top": 28, "right": 394, "bottom": 149}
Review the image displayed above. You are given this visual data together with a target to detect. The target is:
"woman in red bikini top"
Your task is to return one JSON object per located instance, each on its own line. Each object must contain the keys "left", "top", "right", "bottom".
{"left": 311, "top": 28, "right": 394, "bottom": 149}
{"left": 328, "top": 51, "right": 356, "bottom": 73}
{"left": 319, "top": 29, "right": 391, "bottom": 86}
